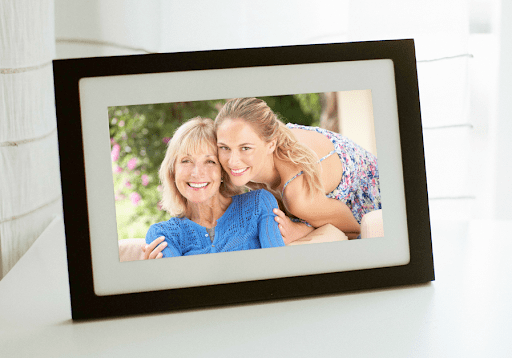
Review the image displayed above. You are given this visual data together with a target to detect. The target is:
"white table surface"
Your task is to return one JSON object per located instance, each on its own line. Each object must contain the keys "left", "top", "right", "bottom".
{"left": 1, "top": 216, "right": 511, "bottom": 357}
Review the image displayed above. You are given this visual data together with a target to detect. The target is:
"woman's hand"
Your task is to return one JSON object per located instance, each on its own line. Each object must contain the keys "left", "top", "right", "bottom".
{"left": 273, "top": 208, "right": 315, "bottom": 245}
{"left": 142, "top": 236, "right": 167, "bottom": 259}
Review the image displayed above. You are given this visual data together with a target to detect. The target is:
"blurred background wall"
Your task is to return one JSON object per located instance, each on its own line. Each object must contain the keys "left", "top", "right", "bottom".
{"left": 0, "top": 0, "right": 509, "bottom": 278}
{"left": 0, "top": 1, "right": 61, "bottom": 278}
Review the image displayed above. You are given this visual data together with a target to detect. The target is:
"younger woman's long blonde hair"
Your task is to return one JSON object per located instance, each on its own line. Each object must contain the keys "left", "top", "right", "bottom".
{"left": 214, "top": 98, "right": 324, "bottom": 198}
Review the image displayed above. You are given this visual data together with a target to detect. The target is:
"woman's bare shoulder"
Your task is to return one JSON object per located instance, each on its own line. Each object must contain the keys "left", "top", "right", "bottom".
{"left": 289, "top": 127, "right": 334, "bottom": 158}
{"left": 281, "top": 174, "right": 320, "bottom": 214}
{"left": 288, "top": 127, "right": 342, "bottom": 193}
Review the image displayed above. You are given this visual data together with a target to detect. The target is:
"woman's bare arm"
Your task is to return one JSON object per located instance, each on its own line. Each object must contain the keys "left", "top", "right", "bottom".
{"left": 283, "top": 177, "right": 360, "bottom": 240}
{"left": 273, "top": 208, "right": 315, "bottom": 244}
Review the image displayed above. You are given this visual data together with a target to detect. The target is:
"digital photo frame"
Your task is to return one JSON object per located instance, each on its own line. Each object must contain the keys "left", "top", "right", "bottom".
{"left": 53, "top": 39, "right": 434, "bottom": 320}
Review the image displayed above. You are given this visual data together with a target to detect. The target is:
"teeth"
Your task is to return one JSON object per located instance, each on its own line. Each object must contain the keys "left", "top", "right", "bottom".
{"left": 232, "top": 168, "right": 248, "bottom": 174}
{"left": 188, "top": 182, "right": 208, "bottom": 188}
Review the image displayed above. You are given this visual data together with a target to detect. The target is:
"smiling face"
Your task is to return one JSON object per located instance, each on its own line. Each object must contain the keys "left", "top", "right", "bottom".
{"left": 216, "top": 118, "right": 276, "bottom": 186}
{"left": 174, "top": 147, "right": 222, "bottom": 205}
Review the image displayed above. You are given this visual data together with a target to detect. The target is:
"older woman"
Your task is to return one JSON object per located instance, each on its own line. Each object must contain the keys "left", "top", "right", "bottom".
{"left": 143, "top": 117, "right": 285, "bottom": 259}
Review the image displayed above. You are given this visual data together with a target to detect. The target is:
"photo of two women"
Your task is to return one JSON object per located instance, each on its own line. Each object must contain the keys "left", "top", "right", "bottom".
{"left": 112, "top": 92, "right": 384, "bottom": 262}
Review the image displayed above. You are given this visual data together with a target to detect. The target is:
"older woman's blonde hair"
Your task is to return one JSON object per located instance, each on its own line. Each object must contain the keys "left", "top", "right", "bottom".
{"left": 214, "top": 98, "right": 323, "bottom": 196}
{"left": 159, "top": 116, "right": 242, "bottom": 217}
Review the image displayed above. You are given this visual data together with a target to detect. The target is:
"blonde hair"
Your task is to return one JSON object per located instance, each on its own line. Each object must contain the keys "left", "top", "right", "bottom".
{"left": 159, "top": 117, "right": 242, "bottom": 217}
{"left": 214, "top": 98, "right": 323, "bottom": 195}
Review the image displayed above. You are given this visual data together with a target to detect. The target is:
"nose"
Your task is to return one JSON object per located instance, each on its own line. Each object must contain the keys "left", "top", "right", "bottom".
{"left": 228, "top": 150, "right": 240, "bottom": 167}
{"left": 191, "top": 163, "right": 206, "bottom": 177}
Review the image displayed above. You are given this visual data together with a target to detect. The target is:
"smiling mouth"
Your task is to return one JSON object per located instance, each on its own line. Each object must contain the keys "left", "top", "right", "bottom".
{"left": 188, "top": 182, "right": 209, "bottom": 189}
{"left": 230, "top": 167, "right": 249, "bottom": 176}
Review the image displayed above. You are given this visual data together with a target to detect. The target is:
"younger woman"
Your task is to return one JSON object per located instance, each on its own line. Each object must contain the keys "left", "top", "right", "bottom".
{"left": 214, "top": 97, "right": 381, "bottom": 242}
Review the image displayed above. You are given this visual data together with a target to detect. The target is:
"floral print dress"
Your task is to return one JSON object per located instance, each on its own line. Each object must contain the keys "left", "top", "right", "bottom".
{"left": 284, "top": 123, "right": 381, "bottom": 224}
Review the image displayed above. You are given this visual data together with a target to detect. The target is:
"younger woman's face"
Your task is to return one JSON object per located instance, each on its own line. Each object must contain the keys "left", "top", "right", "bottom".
{"left": 216, "top": 118, "right": 274, "bottom": 186}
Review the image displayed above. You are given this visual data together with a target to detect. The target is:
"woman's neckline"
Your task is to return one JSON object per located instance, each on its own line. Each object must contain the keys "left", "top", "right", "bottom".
{"left": 183, "top": 195, "right": 235, "bottom": 229}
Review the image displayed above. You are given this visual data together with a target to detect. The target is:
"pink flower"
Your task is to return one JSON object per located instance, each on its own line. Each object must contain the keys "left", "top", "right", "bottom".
{"left": 142, "top": 174, "right": 149, "bottom": 186}
{"left": 127, "top": 157, "right": 137, "bottom": 170}
{"left": 162, "top": 137, "right": 171, "bottom": 144}
{"left": 118, "top": 120, "right": 125, "bottom": 127}
{"left": 111, "top": 144, "right": 120, "bottom": 162}
{"left": 125, "top": 181, "right": 132, "bottom": 188}
{"left": 130, "top": 192, "right": 141, "bottom": 206}
{"left": 113, "top": 165, "right": 122, "bottom": 173}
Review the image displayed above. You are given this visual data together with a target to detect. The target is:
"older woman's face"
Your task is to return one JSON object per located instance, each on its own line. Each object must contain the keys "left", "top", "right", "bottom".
{"left": 174, "top": 148, "right": 222, "bottom": 204}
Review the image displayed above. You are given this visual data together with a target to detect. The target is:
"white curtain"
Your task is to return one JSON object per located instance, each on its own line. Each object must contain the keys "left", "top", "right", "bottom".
{"left": 346, "top": 0, "right": 473, "bottom": 221}
{"left": 54, "top": 0, "right": 350, "bottom": 57}
{"left": 493, "top": 0, "right": 512, "bottom": 219}
{"left": 0, "top": 0, "right": 61, "bottom": 278}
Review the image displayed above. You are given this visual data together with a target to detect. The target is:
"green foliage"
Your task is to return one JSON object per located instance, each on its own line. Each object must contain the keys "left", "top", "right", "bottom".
{"left": 260, "top": 94, "right": 322, "bottom": 126}
{"left": 110, "top": 94, "right": 321, "bottom": 240}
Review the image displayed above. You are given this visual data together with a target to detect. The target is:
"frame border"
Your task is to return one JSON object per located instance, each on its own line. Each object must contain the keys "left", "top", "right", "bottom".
{"left": 53, "top": 39, "right": 434, "bottom": 320}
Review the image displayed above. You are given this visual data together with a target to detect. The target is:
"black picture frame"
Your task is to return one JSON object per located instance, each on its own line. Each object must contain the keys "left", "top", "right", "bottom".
{"left": 53, "top": 39, "right": 433, "bottom": 320}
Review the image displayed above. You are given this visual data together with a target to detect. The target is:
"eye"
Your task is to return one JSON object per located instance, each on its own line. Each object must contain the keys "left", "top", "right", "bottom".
{"left": 207, "top": 159, "right": 217, "bottom": 164}
{"left": 180, "top": 158, "right": 191, "bottom": 163}
{"left": 218, "top": 146, "right": 229, "bottom": 151}
{"left": 241, "top": 147, "right": 251, "bottom": 151}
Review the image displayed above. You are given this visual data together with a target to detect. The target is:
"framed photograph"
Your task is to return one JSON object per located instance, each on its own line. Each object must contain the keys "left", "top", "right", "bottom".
{"left": 53, "top": 39, "right": 434, "bottom": 320}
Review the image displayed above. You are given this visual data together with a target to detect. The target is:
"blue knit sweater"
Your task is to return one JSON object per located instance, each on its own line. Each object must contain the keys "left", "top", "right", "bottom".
{"left": 145, "top": 189, "right": 285, "bottom": 257}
